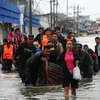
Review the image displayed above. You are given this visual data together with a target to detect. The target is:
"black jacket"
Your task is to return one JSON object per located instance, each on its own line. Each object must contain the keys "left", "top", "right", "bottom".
{"left": 34, "top": 34, "right": 43, "bottom": 44}
{"left": 25, "top": 52, "right": 43, "bottom": 85}
{"left": 58, "top": 35, "right": 66, "bottom": 49}
{"left": 14, "top": 42, "right": 36, "bottom": 63}
{"left": 77, "top": 49, "right": 93, "bottom": 78}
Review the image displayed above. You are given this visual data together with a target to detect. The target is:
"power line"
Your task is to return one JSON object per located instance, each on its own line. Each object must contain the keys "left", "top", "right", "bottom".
{"left": 60, "top": 0, "right": 65, "bottom": 4}
{"left": 34, "top": 0, "right": 42, "bottom": 13}
{"left": 89, "top": 13, "right": 100, "bottom": 16}
{"left": 41, "top": 0, "right": 49, "bottom": 3}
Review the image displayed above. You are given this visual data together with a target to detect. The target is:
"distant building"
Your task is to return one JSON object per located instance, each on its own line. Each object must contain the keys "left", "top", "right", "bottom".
{"left": 78, "top": 15, "right": 90, "bottom": 31}
{"left": 5, "top": 0, "right": 40, "bottom": 37}
{"left": 0, "top": 0, "right": 21, "bottom": 42}
{"left": 95, "top": 18, "right": 100, "bottom": 30}
{"left": 39, "top": 13, "right": 74, "bottom": 30}
{"left": 87, "top": 18, "right": 100, "bottom": 33}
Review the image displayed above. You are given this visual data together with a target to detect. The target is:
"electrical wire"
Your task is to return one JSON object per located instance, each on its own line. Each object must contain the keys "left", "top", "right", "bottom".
{"left": 34, "top": 0, "right": 42, "bottom": 13}
{"left": 41, "top": 0, "right": 49, "bottom": 3}
{"left": 60, "top": 0, "right": 65, "bottom": 4}
{"left": 89, "top": 13, "right": 100, "bottom": 16}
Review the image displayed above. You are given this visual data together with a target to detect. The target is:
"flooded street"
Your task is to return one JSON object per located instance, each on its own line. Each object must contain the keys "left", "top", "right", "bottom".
{"left": 0, "top": 35, "right": 100, "bottom": 100}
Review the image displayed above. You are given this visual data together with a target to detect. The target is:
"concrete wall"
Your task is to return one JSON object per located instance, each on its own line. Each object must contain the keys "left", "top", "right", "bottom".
{"left": 25, "top": 26, "right": 39, "bottom": 38}
{"left": 40, "top": 16, "right": 50, "bottom": 28}
{"left": 2, "top": 23, "right": 12, "bottom": 39}
{"left": 0, "top": 23, "right": 3, "bottom": 44}
{"left": 0, "top": 23, "right": 11, "bottom": 44}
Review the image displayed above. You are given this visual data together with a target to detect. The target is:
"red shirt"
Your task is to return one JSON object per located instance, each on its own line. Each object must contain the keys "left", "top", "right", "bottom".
{"left": 65, "top": 51, "right": 75, "bottom": 73}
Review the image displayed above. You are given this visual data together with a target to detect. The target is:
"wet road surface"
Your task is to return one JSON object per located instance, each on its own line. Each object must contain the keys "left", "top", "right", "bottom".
{"left": 0, "top": 36, "right": 100, "bottom": 100}
{"left": 0, "top": 66, "right": 100, "bottom": 100}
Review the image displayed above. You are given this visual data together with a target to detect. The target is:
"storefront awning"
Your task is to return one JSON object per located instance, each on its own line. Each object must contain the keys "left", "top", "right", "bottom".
{"left": 24, "top": 13, "right": 40, "bottom": 28}
{"left": 0, "top": 0, "right": 20, "bottom": 24}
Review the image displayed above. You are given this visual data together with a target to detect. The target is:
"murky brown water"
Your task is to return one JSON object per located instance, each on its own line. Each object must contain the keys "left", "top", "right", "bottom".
{"left": 0, "top": 36, "right": 100, "bottom": 100}
{"left": 0, "top": 66, "right": 100, "bottom": 100}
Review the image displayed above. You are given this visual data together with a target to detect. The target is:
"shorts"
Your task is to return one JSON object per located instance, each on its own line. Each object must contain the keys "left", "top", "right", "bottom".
{"left": 62, "top": 73, "right": 79, "bottom": 89}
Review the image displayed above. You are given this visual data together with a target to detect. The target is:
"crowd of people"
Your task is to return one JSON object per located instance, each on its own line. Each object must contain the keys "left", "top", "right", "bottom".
{"left": 0, "top": 26, "right": 99, "bottom": 98}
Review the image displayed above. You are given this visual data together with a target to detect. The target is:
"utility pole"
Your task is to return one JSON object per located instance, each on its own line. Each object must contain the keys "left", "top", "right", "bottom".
{"left": 53, "top": 0, "right": 56, "bottom": 29}
{"left": 66, "top": 0, "right": 68, "bottom": 30}
{"left": 75, "top": 5, "right": 85, "bottom": 37}
{"left": 55, "top": 0, "right": 58, "bottom": 27}
{"left": 17, "top": 0, "right": 19, "bottom": 7}
{"left": 24, "top": 2, "right": 27, "bottom": 33}
{"left": 73, "top": 4, "right": 75, "bottom": 35}
{"left": 76, "top": 5, "right": 79, "bottom": 37}
{"left": 29, "top": 0, "right": 32, "bottom": 34}
{"left": 50, "top": 0, "right": 53, "bottom": 30}
{"left": 67, "top": 0, "right": 68, "bottom": 17}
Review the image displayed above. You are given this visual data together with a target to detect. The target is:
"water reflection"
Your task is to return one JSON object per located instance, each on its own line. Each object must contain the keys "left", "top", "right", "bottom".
{"left": 0, "top": 65, "right": 100, "bottom": 100}
{"left": 21, "top": 85, "right": 63, "bottom": 99}
{"left": 1, "top": 36, "right": 100, "bottom": 100}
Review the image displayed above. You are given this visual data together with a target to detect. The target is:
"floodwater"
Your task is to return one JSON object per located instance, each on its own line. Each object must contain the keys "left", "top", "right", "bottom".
{"left": 0, "top": 35, "right": 100, "bottom": 100}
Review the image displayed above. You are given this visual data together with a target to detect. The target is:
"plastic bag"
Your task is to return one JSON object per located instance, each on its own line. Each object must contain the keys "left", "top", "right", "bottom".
{"left": 73, "top": 66, "right": 81, "bottom": 80}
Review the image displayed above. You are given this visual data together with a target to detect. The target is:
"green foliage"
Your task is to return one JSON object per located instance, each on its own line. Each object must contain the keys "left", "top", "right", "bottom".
{"left": 56, "top": 20, "right": 68, "bottom": 33}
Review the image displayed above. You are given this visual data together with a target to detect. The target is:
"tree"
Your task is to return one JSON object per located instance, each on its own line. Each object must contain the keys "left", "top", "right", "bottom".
{"left": 56, "top": 20, "right": 68, "bottom": 33}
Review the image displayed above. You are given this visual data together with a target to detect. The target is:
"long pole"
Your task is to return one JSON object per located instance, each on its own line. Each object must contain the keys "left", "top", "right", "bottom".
{"left": 73, "top": 4, "right": 75, "bottom": 35}
{"left": 66, "top": 0, "right": 68, "bottom": 30}
{"left": 29, "top": 0, "right": 32, "bottom": 34}
{"left": 56, "top": 0, "right": 58, "bottom": 26}
{"left": 67, "top": 0, "right": 68, "bottom": 17}
{"left": 17, "top": 0, "right": 19, "bottom": 7}
{"left": 53, "top": 0, "right": 55, "bottom": 29}
{"left": 76, "top": 5, "right": 79, "bottom": 37}
{"left": 50, "top": 0, "right": 53, "bottom": 29}
{"left": 24, "top": 1, "right": 28, "bottom": 33}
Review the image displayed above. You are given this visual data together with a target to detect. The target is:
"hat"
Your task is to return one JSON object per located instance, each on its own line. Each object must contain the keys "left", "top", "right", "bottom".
{"left": 74, "top": 42, "right": 80, "bottom": 48}
{"left": 33, "top": 41, "right": 40, "bottom": 48}
{"left": 68, "top": 31, "right": 73, "bottom": 34}
{"left": 28, "top": 34, "right": 34, "bottom": 40}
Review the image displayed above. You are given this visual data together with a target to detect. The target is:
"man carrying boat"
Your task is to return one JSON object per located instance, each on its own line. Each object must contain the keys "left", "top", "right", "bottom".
{"left": 14, "top": 34, "right": 36, "bottom": 83}
{"left": 73, "top": 43, "right": 94, "bottom": 79}
{"left": 48, "top": 32, "right": 63, "bottom": 64}
{"left": 83, "top": 44, "right": 98, "bottom": 73}
{"left": 55, "top": 27, "right": 65, "bottom": 49}
{"left": 34, "top": 27, "right": 44, "bottom": 44}
{"left": 25, "top": 45, "right": 51, "bottom": 86}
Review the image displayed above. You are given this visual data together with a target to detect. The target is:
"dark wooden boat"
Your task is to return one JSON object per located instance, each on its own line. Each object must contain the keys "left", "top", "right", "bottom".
{"left": 38, "top": 60, "right": 62, "bottom": 85}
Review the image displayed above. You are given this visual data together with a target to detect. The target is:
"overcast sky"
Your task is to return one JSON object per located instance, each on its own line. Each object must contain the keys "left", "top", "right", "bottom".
{"left": 35, "top": 0, "right": 100, "bottom": 21}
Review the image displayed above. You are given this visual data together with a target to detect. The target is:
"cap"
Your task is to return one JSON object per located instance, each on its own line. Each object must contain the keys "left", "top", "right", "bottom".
{"left": 74, "top": 42, "right": 80, "bottom": 48}
{"left": 68, "top": 31, "right": 73, "bottom": 34}
{"left": 28, "top": 34, "right": 34, "bottom": 40}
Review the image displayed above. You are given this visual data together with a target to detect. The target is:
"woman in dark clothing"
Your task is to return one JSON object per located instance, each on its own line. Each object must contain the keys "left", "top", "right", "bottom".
{"left": 57, "top": 40, "right": 79, "bottom": 97}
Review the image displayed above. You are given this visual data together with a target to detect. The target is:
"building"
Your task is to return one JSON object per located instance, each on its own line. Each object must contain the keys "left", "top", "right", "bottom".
{"left": 87, "top": 18, "right": 100, "bottom": 34}
{"left": 5, "top": 0, "right": 42, "bottom": 37}
{"left": 39, "top": 13, "right": 74, "bottom": 31}
{"left": 78, "top": 15, "right": 90, "bottom": 31}
{"left": 0, "top": 0, "right": 20, "bottom": 44}
{"left": 96, "top": 18, "right": 100, "bottom": 30}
